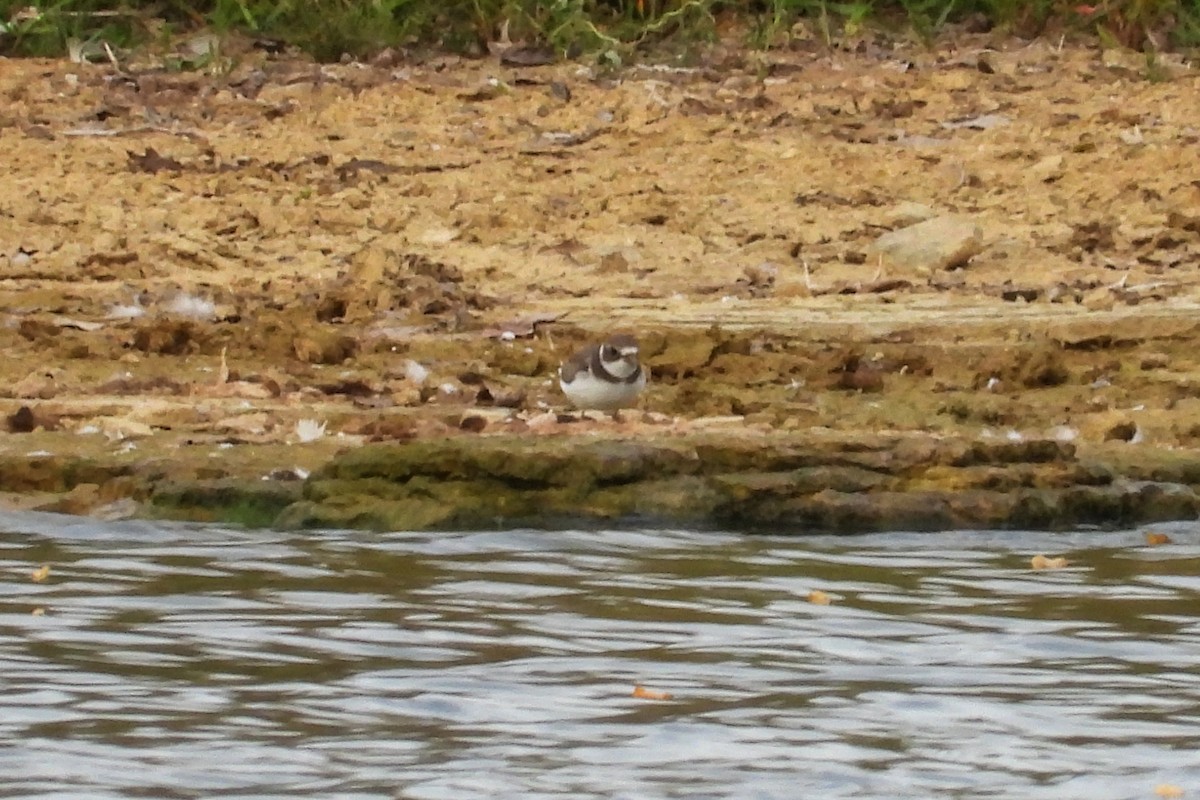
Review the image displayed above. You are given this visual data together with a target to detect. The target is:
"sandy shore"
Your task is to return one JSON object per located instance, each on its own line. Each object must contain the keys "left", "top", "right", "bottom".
{"left": 2, "top": 36, "right": 1200, "bottom": 529}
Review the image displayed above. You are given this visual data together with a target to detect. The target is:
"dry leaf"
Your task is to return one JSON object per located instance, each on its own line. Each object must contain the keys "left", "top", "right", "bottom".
{"left": 1031, "top": 554, "right": 1070, "bottom": 570}
{"left": 31, "top": 607, "right": 45, "bottom": 616}
{"left": 1155, "top": 785, "right": 1184, "bottom": 799}
{"left": 807, "top": 590, "right": 832, "bottom": 605}
{"left": 481, "top": 311, "right": 563, "bottom": 340}
{"left": 1145, "top": 531, "right": 1172, "bottom": 546}
{"left": 31, "top": 565, "right": 50, "bottom": 582}
{"left": 127, "top": 147, "right": 185, "bottom": 173}
{"left": 632, "top": 685, "right": 672, "bottom": 701}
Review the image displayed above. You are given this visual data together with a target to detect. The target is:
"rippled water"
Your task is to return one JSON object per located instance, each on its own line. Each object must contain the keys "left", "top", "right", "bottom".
{"left": 1, "top": 512, "right": 1199, "bottom": 799}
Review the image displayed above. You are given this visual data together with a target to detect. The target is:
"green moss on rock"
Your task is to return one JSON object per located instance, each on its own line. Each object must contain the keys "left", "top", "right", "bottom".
{"left": 279, "top": 432, "right": 1200, "bottom": 532}
{"left": 149, "top": 479, "right": 301, "bottom": 527}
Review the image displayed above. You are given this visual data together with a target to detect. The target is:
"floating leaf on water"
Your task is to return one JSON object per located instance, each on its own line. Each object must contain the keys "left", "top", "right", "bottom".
{"left": 807, "top": 590, "right": 833, "bottom": 605}
{"left": 1031, "top": 554, "right": 1069, "bottom": 570}
{"left": 1145, "top": 531, "right": 1172, "bottom": 546}
{"left": 1154, "top": 785, "right": 1184, "bottom": 799}
{"left": 31, "top": 565, "right": 50, "bottom": 583}
{"left": 632, "top": 685, "right": 672, "bottom": 701}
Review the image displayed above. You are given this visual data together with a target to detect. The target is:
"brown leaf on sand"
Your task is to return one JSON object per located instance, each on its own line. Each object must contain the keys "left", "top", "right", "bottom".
{"left": 127, "top": 147, "right": 185, "bottom": 173}
{"left": 1031, "top": 554, "right": 1069, "bottom": 570}
{"left": 343, "top": 416, "right": 417, "bottom": 441}
{"left": 632, "top": 685, "right": 672, "bottom": 701}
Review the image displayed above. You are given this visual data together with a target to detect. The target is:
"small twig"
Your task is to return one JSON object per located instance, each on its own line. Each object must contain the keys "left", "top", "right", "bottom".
{"left": 1122, "top": 281, "right": 1175, "bottom": 292}
{"left": 103, "top": 41, "right": 120, "bottom": 70}
{"left": 61, "top": 124, "right": 208, "bottom": 141}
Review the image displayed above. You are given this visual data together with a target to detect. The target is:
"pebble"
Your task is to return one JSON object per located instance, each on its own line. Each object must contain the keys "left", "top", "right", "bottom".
{"left": 869, "top": 215, "right": 983, "bottom": 272}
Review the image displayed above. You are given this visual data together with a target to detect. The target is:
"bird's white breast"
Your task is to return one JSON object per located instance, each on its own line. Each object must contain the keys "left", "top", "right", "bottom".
{"left": 559, "top": 369, "right": 646, "bottom": 411}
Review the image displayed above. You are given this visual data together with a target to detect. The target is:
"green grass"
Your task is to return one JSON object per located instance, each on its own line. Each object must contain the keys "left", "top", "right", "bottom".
{"left": 0, "top": 0, "right": 1196, "bottom": 62}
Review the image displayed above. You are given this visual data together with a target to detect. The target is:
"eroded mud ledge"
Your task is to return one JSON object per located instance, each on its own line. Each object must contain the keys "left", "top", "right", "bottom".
{"left": 4, "top": 425, "right": 1200, "bottom": 532}
{"left": 278, "top": 434, "right": 1200, "bottom": 532}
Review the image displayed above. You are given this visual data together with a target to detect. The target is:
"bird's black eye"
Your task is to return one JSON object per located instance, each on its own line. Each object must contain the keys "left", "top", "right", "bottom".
{"left": 600, "top": 345, "right": 616, "bottom": 360}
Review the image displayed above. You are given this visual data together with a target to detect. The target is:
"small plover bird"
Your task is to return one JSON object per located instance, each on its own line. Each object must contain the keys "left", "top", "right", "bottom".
{"left": 559, "top": 334, "right": 647, "bottom": 412}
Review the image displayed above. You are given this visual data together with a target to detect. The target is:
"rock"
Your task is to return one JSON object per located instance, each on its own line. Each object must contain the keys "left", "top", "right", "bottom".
{"left": 1029, "top": 154, "right": 1065, "bottom": 183}
{"left": 12, "top": 370, "right": 61, "bottom": 400}
{"left": 1015, "top": 347, "right": 1071, "bottom": 388}
{"left": 0, "top": 457, "right": 132, "bottom": 493}
{"left": 1140, "top": 352, "right": 1170, "bottom": 370}
{"left": 149, "top": 478, "right": 302, "bottom": 527}
{"left": 293, "top": 331, "right": 358, "bottom": 364}
{"left": 91, "top": 497, "right": 141, "bottom": 521}
{"left": 35, "top": 483, "right": 101, "bottom": 515}
{"left": 869, "top": 215, "right": 983, "bottom": 272}
{"left": 7, "top": 405, "right": 36, "bottom": 432}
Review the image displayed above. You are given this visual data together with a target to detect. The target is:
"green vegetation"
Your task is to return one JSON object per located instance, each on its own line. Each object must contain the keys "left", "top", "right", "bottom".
{"left": 0, "top": 0, "right": 1195, "bottom": 62}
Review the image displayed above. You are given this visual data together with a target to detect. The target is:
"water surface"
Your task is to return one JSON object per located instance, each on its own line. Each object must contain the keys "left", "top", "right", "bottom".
{"left": 1, "top": 513, "right": 1198, "bottom": 799}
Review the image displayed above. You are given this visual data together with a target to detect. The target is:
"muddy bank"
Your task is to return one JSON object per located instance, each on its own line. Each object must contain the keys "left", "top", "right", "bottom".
{"left": 1, "top": 37, "right": 1199, "bottom": 531}
{"left": 5, "top": 307, "right": 1200, "bottom": 531}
